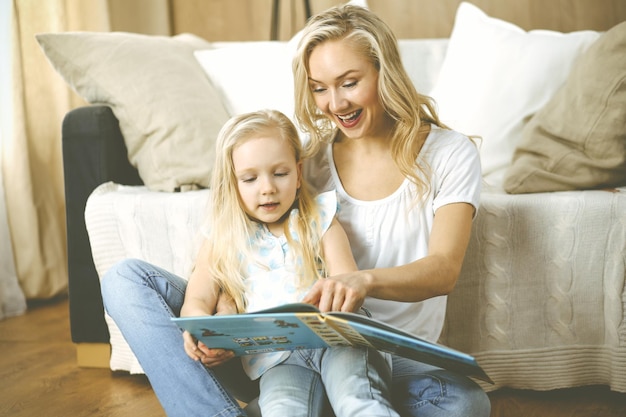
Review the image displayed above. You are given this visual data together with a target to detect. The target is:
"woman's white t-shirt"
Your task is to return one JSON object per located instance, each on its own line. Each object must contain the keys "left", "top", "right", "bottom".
{"left": 304, "top": 126, "right": 481, "bottom": 342}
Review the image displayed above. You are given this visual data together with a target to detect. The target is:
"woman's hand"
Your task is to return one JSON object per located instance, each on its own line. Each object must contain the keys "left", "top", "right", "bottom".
{"left": 302, "top": 270, "right": 372, "bottom": 313}
{"left": 182, "top": 330, "right": 234, "bottom": 367}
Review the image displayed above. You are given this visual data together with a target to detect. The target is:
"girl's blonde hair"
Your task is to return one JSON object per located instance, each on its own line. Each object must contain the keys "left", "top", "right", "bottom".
{"left": 293, "top": 4, "right": 450, "bottom": 196}
{"left": 207, "top": 109, "right": 324, "bottom": 313}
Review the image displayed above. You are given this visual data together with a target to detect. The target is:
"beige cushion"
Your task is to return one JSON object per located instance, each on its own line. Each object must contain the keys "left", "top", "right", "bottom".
{"left": 37, "top": 32, "right": 230, "bottom": 192}
{"left": 503, "top": 22, "right": 626, "bottom": 194}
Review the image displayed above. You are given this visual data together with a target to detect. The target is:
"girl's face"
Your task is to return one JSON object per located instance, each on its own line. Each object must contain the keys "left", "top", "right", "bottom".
{"left": 307, "top": 38, "right": 390, "bottom": 140}
{"left": 232, "top": 132, "right": 301, "bottom": 235}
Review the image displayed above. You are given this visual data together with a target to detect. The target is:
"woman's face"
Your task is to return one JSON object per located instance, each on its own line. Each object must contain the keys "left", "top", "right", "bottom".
{"left": 307, "top": 38, "right": 389, "bottom": 140}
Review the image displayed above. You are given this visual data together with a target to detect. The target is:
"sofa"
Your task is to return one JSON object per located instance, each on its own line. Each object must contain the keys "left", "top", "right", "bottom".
{"left": 42, "top": 2, "right": 626, "bottom": 393}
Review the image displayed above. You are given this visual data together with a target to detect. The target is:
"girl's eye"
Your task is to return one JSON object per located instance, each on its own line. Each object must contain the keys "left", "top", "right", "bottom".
{"left": 242, "top": 177, "right": 256, "bottom": 183}
{"left": 275, "top": 172, "right": 288, "bottom": 177}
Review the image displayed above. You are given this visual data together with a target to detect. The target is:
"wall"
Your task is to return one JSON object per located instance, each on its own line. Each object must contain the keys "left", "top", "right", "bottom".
{"left": 168, "top": 0, "right": 626, "bottom": 41}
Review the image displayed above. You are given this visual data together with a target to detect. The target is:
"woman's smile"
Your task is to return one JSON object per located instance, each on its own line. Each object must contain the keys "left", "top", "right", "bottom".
{"left": 336, "top": 109, "right": 363, "bottom": 128}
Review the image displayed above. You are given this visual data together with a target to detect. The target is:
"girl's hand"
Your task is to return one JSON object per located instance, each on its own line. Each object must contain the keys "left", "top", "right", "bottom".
{"left": 181, "top": 292, "right": 238, "bottom": 367}
{"left": 183, "top": 330, "right": 234, "bottom": 367}
{"left": 302, "top": 271, "right": 371, "bottom": 313}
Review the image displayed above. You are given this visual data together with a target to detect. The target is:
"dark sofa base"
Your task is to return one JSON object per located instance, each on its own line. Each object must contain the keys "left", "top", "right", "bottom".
{"left": 62, "top": 105, "right": 142, "bottom": 345}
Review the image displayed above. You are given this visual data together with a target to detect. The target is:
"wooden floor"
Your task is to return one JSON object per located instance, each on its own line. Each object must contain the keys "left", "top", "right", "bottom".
{"left": 2, "top": 297, "right": 626, "bottom": 417}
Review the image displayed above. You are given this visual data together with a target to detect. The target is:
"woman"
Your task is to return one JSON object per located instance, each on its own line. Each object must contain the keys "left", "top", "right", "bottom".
{"left": 291, "top": 4, "right": 491, "bottom": 416}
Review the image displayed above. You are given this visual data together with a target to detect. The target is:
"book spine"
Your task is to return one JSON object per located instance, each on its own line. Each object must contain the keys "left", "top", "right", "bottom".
{"left": 325, "top": 317, "right": 374, "bottom": 348}
{"left": 295, "top": 313, "right": 353, "bottom": 347}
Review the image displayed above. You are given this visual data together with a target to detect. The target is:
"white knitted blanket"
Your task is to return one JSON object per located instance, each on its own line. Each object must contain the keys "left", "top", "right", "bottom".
{"left": 86, "top": 182, "right": 626, "bottom": 392}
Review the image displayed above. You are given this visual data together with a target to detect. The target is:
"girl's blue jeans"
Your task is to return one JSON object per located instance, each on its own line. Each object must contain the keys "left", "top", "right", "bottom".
{"left": 259, "top": 347, "right": 398, "bottom": 417}
{"left": 101, "top": 258, "right": 491, "bottom": 417}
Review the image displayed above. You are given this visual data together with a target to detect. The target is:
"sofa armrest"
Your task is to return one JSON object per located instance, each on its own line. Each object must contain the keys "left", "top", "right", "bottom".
{"left": 62, "top": 105, "right": 142, "bottom": 344}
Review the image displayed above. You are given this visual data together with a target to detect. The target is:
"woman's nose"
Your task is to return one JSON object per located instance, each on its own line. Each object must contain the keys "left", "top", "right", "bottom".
{"left": 328, "top": 90, "right": 347, "bottom": 113}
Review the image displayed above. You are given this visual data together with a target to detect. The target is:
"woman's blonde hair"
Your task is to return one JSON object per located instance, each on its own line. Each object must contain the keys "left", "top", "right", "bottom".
{"left": 293, "top": 4, "right": 450, "bottom": 196}
{"left": 207, "top": 109, "right": 324, "bottom": 312}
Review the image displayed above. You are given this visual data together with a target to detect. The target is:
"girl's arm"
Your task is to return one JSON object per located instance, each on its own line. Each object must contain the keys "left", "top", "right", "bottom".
{"left": 303, "top": 202, "right": 474, "bottom": 312}
{"left": 304, "top": 217, "right": 363, "bottom": 312}
{"left": 181, "top": 239, "right": 220, "bottom": 317}
{"left": 181, "top": 239, "right": 236, "bottom": 366}
{"left": 322, "top": 217, "right": 359, "bottom": 275}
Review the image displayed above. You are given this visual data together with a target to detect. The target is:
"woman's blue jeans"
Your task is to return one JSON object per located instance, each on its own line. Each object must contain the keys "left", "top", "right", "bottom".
{"left": 101, "top": 259, "right": 491, "bottom": 417}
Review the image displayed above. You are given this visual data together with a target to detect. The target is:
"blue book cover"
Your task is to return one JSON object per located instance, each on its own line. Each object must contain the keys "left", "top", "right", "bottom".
{"left": 172, "top": 303, "right": 492, "bottom": 383}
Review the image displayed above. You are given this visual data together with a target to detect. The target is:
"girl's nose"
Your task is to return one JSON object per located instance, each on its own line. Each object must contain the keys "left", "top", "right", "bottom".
{"left": 260, "top": 176, "right": 276, "bottom": 194}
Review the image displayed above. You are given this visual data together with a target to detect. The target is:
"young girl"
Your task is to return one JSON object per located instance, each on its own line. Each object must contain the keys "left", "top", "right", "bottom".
{"left": 180, "top": 109, "right": 399, "bottom": 417}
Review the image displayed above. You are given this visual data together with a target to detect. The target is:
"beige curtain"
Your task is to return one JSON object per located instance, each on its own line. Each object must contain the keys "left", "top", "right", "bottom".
{"left": 3, "top": 0, "right": 169, "bottom": 305}
{"left": 0, "top": 0, "right": 26, "bottom": 319}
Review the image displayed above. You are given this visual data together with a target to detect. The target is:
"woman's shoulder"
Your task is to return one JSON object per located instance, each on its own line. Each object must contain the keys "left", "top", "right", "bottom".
{"left": 423, "top": 126, "right": 479, "bottom": 160}
{"left": 303, "top": 142, "right": 334, "bottom": 193}
{"left": 427, "top": 125, "right": 472, "bottom": 144}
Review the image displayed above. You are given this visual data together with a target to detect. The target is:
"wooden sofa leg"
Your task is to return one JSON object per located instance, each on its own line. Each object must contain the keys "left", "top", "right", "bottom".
{"left": 76, "top": 343, "right": 111, "bottom": 368}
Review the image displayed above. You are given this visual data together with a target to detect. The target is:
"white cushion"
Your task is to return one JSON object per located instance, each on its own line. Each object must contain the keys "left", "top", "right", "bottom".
{"left": 398, "top": 39, "right": 448, "bottom": 94}
{"left": 429, "top": 2, "right": 600, "bottom": 187}
{"left": 195, "top": 42, "right": 296, "bottom": 119}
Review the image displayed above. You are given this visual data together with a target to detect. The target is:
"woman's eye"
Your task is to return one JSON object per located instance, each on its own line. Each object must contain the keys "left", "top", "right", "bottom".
{"left": 311, "top": 85, "right": 326, "bottom": 94}
{"left": 275, "top": 172, "right": 288, "bottom": 177}
{"left": 343, "top": 81, "right": 357, "bottom": 89}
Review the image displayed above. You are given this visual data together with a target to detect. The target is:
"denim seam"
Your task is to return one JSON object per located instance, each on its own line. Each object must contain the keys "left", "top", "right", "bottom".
{"left": 409, "top": 373, "right": 447, "bottom": 411}
{"left": 143, "top": 270, "right": 186, "bottom": 317}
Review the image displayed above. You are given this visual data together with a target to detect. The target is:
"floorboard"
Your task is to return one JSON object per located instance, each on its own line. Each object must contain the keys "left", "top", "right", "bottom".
{"left": 2, "top": 297, "right": 625, "bottom": 416}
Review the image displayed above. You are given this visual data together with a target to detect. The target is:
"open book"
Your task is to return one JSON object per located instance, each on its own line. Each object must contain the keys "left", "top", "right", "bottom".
{"left": 172, "top": 303, "right": 492, "bottom": 383}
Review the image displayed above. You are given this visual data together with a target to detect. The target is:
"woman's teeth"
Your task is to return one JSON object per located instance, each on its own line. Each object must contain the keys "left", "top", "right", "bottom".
{"left": 338, "top": 111, "right": 359, "bottom": 121}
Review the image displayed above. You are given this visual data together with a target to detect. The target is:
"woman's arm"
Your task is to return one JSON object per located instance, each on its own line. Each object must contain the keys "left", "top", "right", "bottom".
{"left": 365, "top": 202, "right": 474, "bottom": 300}
{"left": 303, "top": 202, "right": 475, "bottom": 311}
